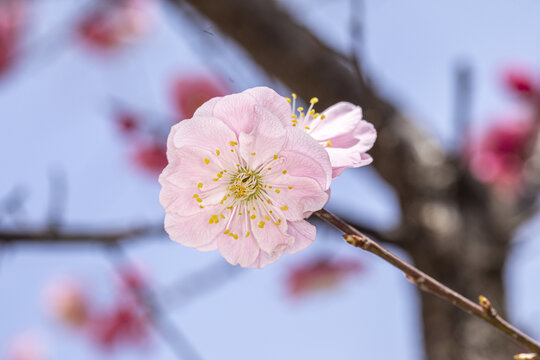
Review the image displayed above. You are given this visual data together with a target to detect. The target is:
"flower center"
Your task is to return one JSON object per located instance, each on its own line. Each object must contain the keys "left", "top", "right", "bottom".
{"left": 228, "top": 168, "right": 262, "bottom": 201}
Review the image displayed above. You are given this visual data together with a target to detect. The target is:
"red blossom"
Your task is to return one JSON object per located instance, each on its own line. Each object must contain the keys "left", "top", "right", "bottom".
{"left": 115, "top": 111, "right": 139, "bottom": 134}
{"left": 0, "top": 0, "right": 24, "bottom": 78}
{"left": 77, "top": 0, "right": 150, "bottom": 52}
{"left": 88, "top": 300, "right": 149, "bottom": 350}
{"left": 286, "top": 256, "right": 363, "bottom": 297}
{"left": 132, "top": 143, "right": 168, "bottom": 174}
{"left": 467, "top": 118, "right": 536, "bottom": 190}
{"left": 503, "top": 67, "right": 536, "bottom": 96}
{"left": 171, "top": 75, "right": 229, "bottom": 120}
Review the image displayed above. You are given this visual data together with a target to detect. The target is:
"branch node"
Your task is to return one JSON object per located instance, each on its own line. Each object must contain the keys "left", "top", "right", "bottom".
{"left": 343, "top": 234, "right": 369, "bottom": 249}
{"left": 478, "top": 295, "right": 497, "bottom": 317}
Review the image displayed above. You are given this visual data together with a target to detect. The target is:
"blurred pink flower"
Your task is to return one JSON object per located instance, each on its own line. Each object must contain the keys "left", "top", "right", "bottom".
{"left": 77, "top": 0, "right": 151, "bottom": 52}
{"left": 171, "top": 74, "right": 229, "bottom": 120}
{"left": 0, "top": 0, "right": 24, "bottom": 78}
{"left": 286, "top": 256, "right": 363, "bottom": 297}
{"left": 89, "top": 301, "right": 149, "bottom": 350}
{"left": 115, "top": 111, "right": 139, "bottom": 135}
{"left": 503, "top": 67, "right": 537, "bottom": 97}
{"left": 160, "top": 87, "right": 332, "bottom": 268}
{"left": 6, "top": 333, "right": 46, "bottom": 360}
{"left": 286, "top": 94, "right": 377, "bottom": 177}
{"left": 44, "top": 279, "right": 88, "bottom": 327}
{"left": 132, "top": 142, "right": 168, "bottom": 174}
{"left": 467, "top": 118, "right": 536, "bottom": 190}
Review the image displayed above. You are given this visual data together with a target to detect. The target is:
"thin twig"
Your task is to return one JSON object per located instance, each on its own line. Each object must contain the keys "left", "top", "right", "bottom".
{"left": 0, "top": 225, "right": 164, "bottom": 245}
{"left": 314, "top": 208, "right": 540, "bottom": 355}
{"left": 105, "top": 244, "right": 203, "bottom": 360}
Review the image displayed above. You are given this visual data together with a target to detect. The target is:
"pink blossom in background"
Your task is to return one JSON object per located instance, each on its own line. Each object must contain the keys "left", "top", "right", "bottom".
{"left": 115, "top": 110, "right": 139, "bottom": 135}
{"left": 5, "top": 333, "right": 46, "bottom": 360}
{"left": 88, "top": 300, "right": 149, "bottom": 350}
{"left": 44, "top": 279, "right": 88, "bottom": 327}
{"left": 285, "top": 94, "right": 377, "bottom": 178}
{"left": 160, "top": 87, "right": 332, "bottom": 268}
{"left": 503, "top": 66, "right": 537, "bottom": 97}
{"left": 77, "top": 0, "right": 151, "bottom": 52}
{"left": 0, "top": 0, "right": 24, "bottom": 78}
{"left": 285, "top": 256, "right": 363, "bottom": 297}
{"left": 132, "top": 142, "right": 168, "bottom": 174}
{"left": 171, "top": 74, "right": 229, "bottom": 120}
{"left": 467, "top": 118, "right": 537, "bottom": 191}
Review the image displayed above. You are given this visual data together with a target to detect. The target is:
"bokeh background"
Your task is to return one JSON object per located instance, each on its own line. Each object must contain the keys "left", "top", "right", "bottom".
{"left": 1, "top": 0, "right": 540, "bottom": 359}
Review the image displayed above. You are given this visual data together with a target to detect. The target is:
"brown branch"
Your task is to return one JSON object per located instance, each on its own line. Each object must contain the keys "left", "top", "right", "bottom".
{"left": 0, "top": 225, "right": 164, "bottom": 245}
{"left": 314, "top": 208, "right": 540, "bottom": 355}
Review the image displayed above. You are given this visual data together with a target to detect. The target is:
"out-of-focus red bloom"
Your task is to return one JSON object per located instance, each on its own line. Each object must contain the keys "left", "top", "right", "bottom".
{"left": 115, "top": 111, "right": 139, "bottom": 134}
{"left": 467, "top": 118, "right": 536, "bottom": 190}
{"left": 89, "top": 300, "right": 149, "bottom": 350}
{"left": 6, "top": 333, "right": 45, "bottom": 360}
{"left": 117, "top": 265, "right": 147, "bottom": 292}
{"left": 132, "top": 142, "right": 168, "bottom": 174}
{"left": 45, "top": 280, "right": 89, "bottom": 327}
{"left": 171, "top": 75, "right": 229, "bottom": 120}
{"left": 286, "top": 256, "right": 363, "bottom": 297}
{"left": 77, "top": 0, "right": 151, "bottom": 52}
{"left": 0, "top": 0, "right": 24, "bottom": 78}
{"left": 503, "top": 67, "right": 536, "bottom": 96}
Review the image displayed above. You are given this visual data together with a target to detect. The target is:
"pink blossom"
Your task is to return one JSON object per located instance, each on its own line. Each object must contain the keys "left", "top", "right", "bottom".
{"left": 77, "top": 0, "right": 151, "bottom": 52}
{"left": 6, "top": 333, "right": 46, "bottom": 360}
{"left": 467, "top": 118, "right": 536, "bottom": 190}
{"left": 159, "top": 87, "right": 332, "bottom": 268}
{"left": 503, "top": 66, "right": 537, "bottom": 97}
{"left": 285, "top": 94, "right": 377, "bottom": 177}
{"left": 0, "top": 0, "right": 24, "bottom": 78}
{"left": 285, "top": 256, "right": 363, "bottom": 297}
{"left": 44, "top": 279, "right": 88, "bottom": 327}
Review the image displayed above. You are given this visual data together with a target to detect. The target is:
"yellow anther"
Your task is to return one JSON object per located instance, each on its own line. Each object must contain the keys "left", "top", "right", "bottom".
{"left": 204, "top": 158, "right": 210, "bottom": 165}
{"left": 305, "top": 126, "right": 310, "bottom": 130}
{"left": 288, "top": 186, "right": 293, "bottom": 190}
{"left": 199, "top": 205, "right": 205, "bottom": 208}
{"left": 297, "top": 107, "right": 304, "bottom": 112}
{"left": 274, "top": 219, "right": 282, "bottom": 226}
{"left": 292, "top": 124, "right": 297, "bottom": 127}
{"left": 246, "top": 231, "right": 250, "bottom": 237}
{"left": 213, "top": 178, "right": 219, "bottom": 181}
{"left": 275, "top": 189, "right": 280, "bottom": 194}
{"left": 220, "top": 214, "right": 225, "bottom": 219}
{"left": 282, "top": 170, "right": 287, "bottom": 174}
{"left": 265, "top": 215, "right": 271, "bottom": 221}
{"left": 292, "top": 93, "right": 297, "bottom": 99}
{"left": 266, "top": 199, "right": 271, "bottom": 204}
{"left": 224, "top": 229, "right": 229, "bottom": 234}
{"left": 309, "top": 109, "right": 315, "bottom": 116}
{"left": 208, "top": 214, "right": 220, "bottom": 224}
{"left": 217, "top": 172, "right": 223, "bottom": 178}
{"left": 310, "top": 97, "right": 319, "bottom": 104}
{"left": 281, "top": 205, "right": 288, "bottom": 211}
{"left": 193, "top": 194, "right": 199, "bottom": 198}
{"left": 258, "top": 221, "right": 265, "bottom": 228}
{"left": 325, "top": 141, "right": 332, "bottom": 147}
{"left": 197, "top": 182, "right": 203, "bottom": 189}
{"left": 216, "top": 149, "right": 220, "bottom": 156}
{"left": 320, "top": 114, "right": 326, "bottom": 120}
{"left": 269, "top": 186, "right": 273, "bottom": 189}
{"left": 230, "top": 149, "right": 234, "bottom": 152}
{"left": 267, "top": 167, "right": 272, "bottom": 171}
{"left": 291, "top": 114, "right": 297, "bottom": 119}
{"left": 230, "top": 141, "right": 238, "bottom": 146}
{"left": 273, "top": 154, "right": 278, "bottom": 160}
{"left": 313, "top": 113, "right": 319, "bottom": 119}
{"left": 196, "top": 198, "right": 203, "bottom": 203}
{"left": 251, "top": 214, "right": 256, "bottom": 219}
{"left": 251, "top": 152, "right": 256, "bottom": 156}
{"left": 232, "top": 233, "right": 239, "bottom": 240}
